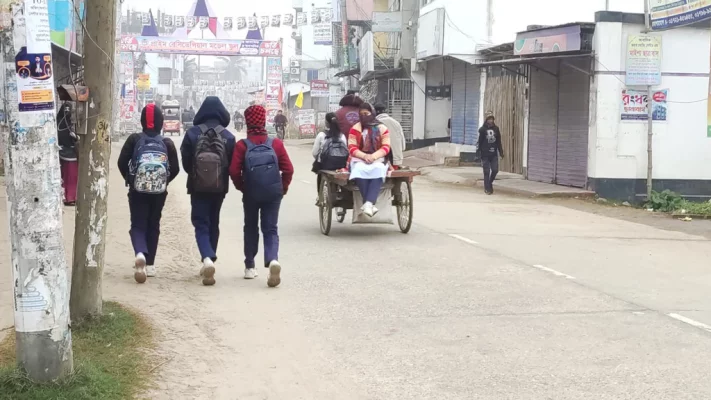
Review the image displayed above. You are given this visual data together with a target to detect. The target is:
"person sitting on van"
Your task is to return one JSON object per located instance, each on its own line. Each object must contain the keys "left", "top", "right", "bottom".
{"left": 312, "top": 112, "right": 348, "bottom": 193}
{"left": 348, "top": 103, "right": 391, "bottom": 218}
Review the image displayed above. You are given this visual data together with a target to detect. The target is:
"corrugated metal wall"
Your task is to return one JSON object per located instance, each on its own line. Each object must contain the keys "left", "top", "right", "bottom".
{"left": 464, "top": 65, "right": 481, "bottom": 146}
{"left": 527, "top": 60, "right": 559, "bottom": 184}
{"left": 555, "top": 59, "right": 590, "bottom": 188}
{"left": 450, "top": 61, "right": 467, "bottom": 145}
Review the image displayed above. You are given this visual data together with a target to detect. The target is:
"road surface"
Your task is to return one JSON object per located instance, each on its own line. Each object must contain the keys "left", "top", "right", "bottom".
{"left": 2, "top": 135, "right": 711, "bottom": 399}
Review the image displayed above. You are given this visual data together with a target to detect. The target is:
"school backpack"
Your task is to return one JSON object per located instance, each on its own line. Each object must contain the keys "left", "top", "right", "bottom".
{"left": 243, "top": 137, "right": 283, "bottom": 202}
{"left": 131, "top": 133, "right": 169, "bottom": 194}
{"left": 192, "top": 124, "right": 228, "bottom": 193}
{"left": 319, "top": 136, "right": 349, "bottom": 170}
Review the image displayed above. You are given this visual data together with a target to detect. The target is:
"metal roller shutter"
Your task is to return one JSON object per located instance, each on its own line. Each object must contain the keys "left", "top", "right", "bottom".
{"left": 555, "top": 58, "right": 590, "bottom": 188}
{"left": 464, "top": 65, "right": 481, "bottom": 146}
{"left": 450, "top": 61, "right": 466, "bottom": 144}
{"left": 527, "top": 60, "right": 559, "bottom": 184}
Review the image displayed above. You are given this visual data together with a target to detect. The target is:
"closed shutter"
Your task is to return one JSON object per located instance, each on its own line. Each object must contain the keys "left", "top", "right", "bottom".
{"left": 450, "top": 61, "right": 466, "bottom": 144}
{"left": 555, "top": 58, "right": 590, "bottom": 188}
{"left": 464, "top": 65, "right": 481, "bottom": 146}
{"left": 527, "top": 60, "right": 559, "bottom": 184}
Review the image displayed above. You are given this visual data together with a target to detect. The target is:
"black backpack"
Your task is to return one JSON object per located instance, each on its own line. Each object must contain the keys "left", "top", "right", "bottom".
{"left": 192, "top": 124, "right": 227, "bottom": 193}
{"left": 319, "top": 137, "right": 349, "bottom": 171}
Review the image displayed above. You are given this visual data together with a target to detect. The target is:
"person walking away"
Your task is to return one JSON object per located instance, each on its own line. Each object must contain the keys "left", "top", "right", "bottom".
{"left": 348, "top": 103, "right": 391, "bottom": 217}
{"left": 477, "top": 114, "right": 504, "bottom": 195}
{"left": 312, "top": 112, "right": 348, "bottom": 193}
{"left": 57, "top": 103, "right": 78, "bottom": 206}
{"left": 229, "top": 105, "right": 294, "bottom": 287}
{"left": 335, "top": 92, "right": 364, "bottom": 139}
{"left": 181, "top": 96, "right": 236, "bottom": 286}
{"left": 374, "top": 104, "right": 406, "bottom": 169}
{"left": 118, "top": 104, "right": 180, "bottom": 283}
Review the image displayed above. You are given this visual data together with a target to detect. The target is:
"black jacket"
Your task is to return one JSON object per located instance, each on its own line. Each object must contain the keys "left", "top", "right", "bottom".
{"left": 478, "top": 124, "right": 504, "bottom": 158}
{"left": 118, "top": 132, "right": 180, "bottom": 190}
{"left": 180, "top": 96, "right": 236, "bottom": 195}
{"left": 57, "top": 104, "right": 78, "bottom": 161}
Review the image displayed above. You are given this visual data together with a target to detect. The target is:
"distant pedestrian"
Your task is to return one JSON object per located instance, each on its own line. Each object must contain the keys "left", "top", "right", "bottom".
{"left": 118, "top": 104, "right": 180, "bottom": 283}
{"left": 478, "top": 114, "right": 504, "bottom": 195}
{"left": 374, "top": 104, "right": 406, "bottom": 169}
{"left": 181, "top": 96, "right": 236, "bottom": 286}
{"left": 229, "top": 105, "right": 294, "bottom": 287}
{"left": 57, "top": 103, "right": 78, "bottom": 206}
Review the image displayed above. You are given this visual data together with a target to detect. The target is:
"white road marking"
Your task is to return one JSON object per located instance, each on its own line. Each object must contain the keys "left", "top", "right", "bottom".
{"left": 449, "top": 234, "right": 479, "bottom": 245}
{"left": 668, "top": 313, "right": 711, "bottom": 333}
{"left": 300, "top": 180, "right": 311, "bottom": 184}
{"left": 532, "top": 264, "right": 576, "bottom": 280}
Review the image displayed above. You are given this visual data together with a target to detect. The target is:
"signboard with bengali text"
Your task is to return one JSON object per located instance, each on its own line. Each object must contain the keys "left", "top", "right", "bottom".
{"left": 120, "top": 35, "right": 282, "bottom": 57}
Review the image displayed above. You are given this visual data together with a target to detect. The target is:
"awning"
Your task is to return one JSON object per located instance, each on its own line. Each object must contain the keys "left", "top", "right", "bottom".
{"left": 449, "top": 54, "right": 480, "bottom": 64}
{"left": 51, "top": 43, "right": 82, "bottom": 65}
{"left": 474, "top": 52, "right": 593, "bottom": 67}
{"left": 359, "top": 68, "right": 403, "bottom": 83}
{"left": 335, "top": 67, "right": 359, "bottom": 78}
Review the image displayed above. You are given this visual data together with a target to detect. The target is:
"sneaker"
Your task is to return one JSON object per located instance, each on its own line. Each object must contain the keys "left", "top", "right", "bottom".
{"left": 362, "top": 202, "right": 374, "bottom": 217}
{"left": 267, "top": 260, "right": 282, "bottom": 288}
{"left": 244, "top": 268, "right": 258, "bottom": 279}
{"left": 134, "top": 253, "right": 147, "bottom": 284}
{"left": 371, "top": 205, "right": 379, "bottom": 216}
{"left": 200, "top": 258, "right": 216, "bottom": 286}
{"left": 146, "top": 265, "right": 156, "bottom": 278}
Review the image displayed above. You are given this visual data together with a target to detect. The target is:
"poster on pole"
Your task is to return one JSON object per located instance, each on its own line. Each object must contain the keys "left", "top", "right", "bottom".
{"left": 649, "top": 0, "right": 711, "bottom": 30}
{"left": 298, "top": 109, "right": 317, "bottom": 138}
{"left": 621, "top": 88, "right": 668, "bottom": 122}
{"left": 625, "top": 35, "right": 662, "bottom": 86}
{"left": 265, "top": 57, "right": 283, "bottom": 124}
{"left": 313, "top": 22, "right": 333, "bottom": 45}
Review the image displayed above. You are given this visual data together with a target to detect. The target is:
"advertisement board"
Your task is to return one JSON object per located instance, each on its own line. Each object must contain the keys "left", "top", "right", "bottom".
{"left": 621, "top": 88, "right": 668, "bottom": 121}
{"left": 298, "top": 109, "right": 316, "bottom": 138}
{"left": 120, "top": 35, "right": 282, "bottom": 57}
{"left": 625, "top": 35, "right": 662, "bottom": 86}
{"left": 649, "top": 0, "right": 711, "bottom": 30}
{"left": 265, "top": 57, "right": 283, "bottom": 124}
{"left": 310, "top": 80, "right": 329, "bottom": 97}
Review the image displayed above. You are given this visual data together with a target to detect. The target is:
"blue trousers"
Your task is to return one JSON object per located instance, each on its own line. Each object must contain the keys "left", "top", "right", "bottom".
{"left": 243, "top": 198, "right": 281, "bottom": 269}
{"left": 355, "top": 178, "right": 383, "bottom": 204}
{"left": 129, "top": 192, "right": 167, "bottom": 265}
{"left": 191, "top": 194, "right": 225, "bottom": 261}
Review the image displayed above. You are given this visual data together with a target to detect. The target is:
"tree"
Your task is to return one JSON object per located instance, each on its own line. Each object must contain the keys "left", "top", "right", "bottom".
{"left": 216, "top": 56, "right": 248, "bottom": 82}
{"left": 70, "top": 0, "right": 117, "bottom": 322}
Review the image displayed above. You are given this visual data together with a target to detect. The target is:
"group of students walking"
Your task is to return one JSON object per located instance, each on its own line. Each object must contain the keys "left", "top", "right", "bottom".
{"left": 118, "top": 97, "right": 293, "bottom": 287}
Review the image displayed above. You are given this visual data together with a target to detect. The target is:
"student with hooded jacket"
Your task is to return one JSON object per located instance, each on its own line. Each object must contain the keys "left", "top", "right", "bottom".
{"left": 118, "top": 104, "right": 180, "bottom": 283}
{"left": 181, "top": 96, "right": 236, "bottom": 286}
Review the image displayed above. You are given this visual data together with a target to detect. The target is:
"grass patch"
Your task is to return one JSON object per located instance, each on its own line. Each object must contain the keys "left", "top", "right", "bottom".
{"left": 644, "top": 190, "right": 711, "bottom": 217}
{"left": 0, "top": 301, "right": 155, "bottom": 400}
{"left": 678, "top": 200, "right": 711, "bottom": 216}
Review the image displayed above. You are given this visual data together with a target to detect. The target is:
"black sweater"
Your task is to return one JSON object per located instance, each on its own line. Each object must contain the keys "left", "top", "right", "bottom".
{"left": 477, "top": 124, "right": 504, "bottom": 158}
{"left": 117, "top": 132, "right": 180, "bottom": 187}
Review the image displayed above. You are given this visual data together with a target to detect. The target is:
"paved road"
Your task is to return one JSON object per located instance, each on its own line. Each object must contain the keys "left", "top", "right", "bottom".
{"left": 2, "top": 135, "right": 711, "bottom": 399}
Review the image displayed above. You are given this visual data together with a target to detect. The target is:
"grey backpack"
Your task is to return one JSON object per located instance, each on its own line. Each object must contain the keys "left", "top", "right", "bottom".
{"left": 192, "top": 124, "right": 227, "bottom": 193}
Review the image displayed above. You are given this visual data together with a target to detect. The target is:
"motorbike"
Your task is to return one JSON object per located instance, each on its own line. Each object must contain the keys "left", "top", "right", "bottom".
{"left": 275, "top": 124, "right": 286, "bottom": 140}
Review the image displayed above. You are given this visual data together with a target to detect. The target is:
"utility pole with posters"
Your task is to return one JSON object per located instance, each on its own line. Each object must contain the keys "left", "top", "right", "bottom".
{"left": 1, "top": 0, "right": 73, "bottom": 381}
{"left": 70, "top": 0, "right": 117, "bottom": 322}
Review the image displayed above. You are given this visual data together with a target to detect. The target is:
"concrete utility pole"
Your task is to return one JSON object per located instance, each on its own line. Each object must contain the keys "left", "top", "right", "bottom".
{"left": 643, "top": 0, "right": 654, "bottom": 199}
{"left": 70, "top": 0, "right": 117, "bottom": 321}
{"left": 1, "top": 0, "right": 73, "bottom": 381}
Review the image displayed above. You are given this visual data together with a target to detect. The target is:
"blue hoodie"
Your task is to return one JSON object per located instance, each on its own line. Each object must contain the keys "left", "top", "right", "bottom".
{"left": 180, "top": 96, "right": 236, "bottom": 194}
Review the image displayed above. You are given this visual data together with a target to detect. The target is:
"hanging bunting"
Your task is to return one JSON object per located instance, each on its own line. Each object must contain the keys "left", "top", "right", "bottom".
{"left": 199, "top": 16, "right": 209, "bottom": 29}
{"left": 163, "top": 15, "right": 174, "bottom": 27}
{"left": 283, "top": 14, "right": 294, "bottom": 26}
{"left": 186, "top": 16, "right": 197, "bottom": 29}
{"left": 236, "top": 16, "right": 247, "bottom": 30}
{"left": 271, "top": 15, "right": 281, "bottom": 28}
{"left": 248, "top": 16, "right": 258, "bottom": 30}
{"left": 260, "top": 16, "right": 270, "bottom": 29}
{"left": 223, "top": 17, "right": 233, "bottom": 30}
{"left": 311, "top": 10, "right": 321, "bottom": 24}
{"left": 175, "top": 16, "right": 185, "bottom": 28}
{"left": 296, "top": 12, "right": 307, "bottom": 26}
{"left": 141, "top": 12, "right": 150, "bottom": 25}
{"left": 320, "top": 8, "right": 332, "bottom": 23}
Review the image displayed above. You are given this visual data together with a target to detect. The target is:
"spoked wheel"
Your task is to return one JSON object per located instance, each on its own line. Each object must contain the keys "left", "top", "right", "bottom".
{"left": 319, "top": 178, "right": 333, "bottom": 235}
{"left": 396, "top": 180, "right": 414, "bottom": 234}
{"left": 336, "top": 208, "right": 346, "bottom": 223}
